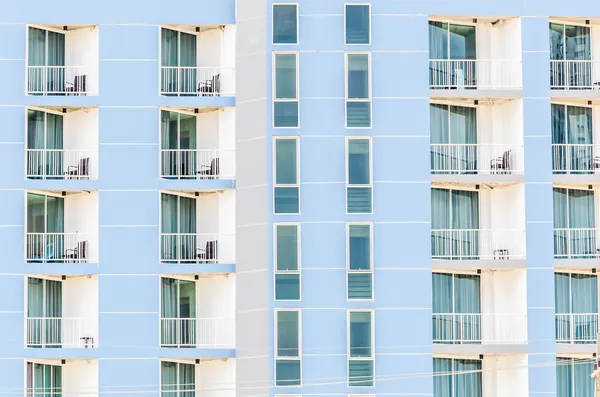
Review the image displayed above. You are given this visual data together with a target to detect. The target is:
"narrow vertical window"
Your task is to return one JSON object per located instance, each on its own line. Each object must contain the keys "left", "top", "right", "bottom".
{"left": 274, "top": 137, "right": 300, "bottom": 214}
{"left": 348, "top": 310, "right": 374, "bottom": 386}
{"left": 345, "top": 4, "right": 370, "bottom": 45}
{"left": 347, "top": 138, "right": 372, "bottom": 213}
{"left": 347, "top": 223, "right": 372, "bottom": 299}
{"left": 274, "top": 53, "right": 299, "bottom": 127}
{"left": 273, "top": 4, "right": 298, "bottom": 44}
{"left": 276, "top": 310, "right": 301, "bottom": 386}
{"left": 275, "top": 224, "right": 300, "bottom": 300}
{"left": 346, "top": 53, "right": 371, "bottom": 128}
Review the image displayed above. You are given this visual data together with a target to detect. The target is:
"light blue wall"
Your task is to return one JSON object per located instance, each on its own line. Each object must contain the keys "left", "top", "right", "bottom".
{"left": 0, "top": 0, "right": 235, "bottom": 395}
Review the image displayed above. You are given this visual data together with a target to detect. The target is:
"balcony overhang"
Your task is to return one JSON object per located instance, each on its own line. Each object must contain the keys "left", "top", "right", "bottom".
{"left": 433, "top": 343, "right": 527, "bottom": 355}
{"left": 433, "top": 258, "right": 526, "bottom": 270}
{"left": 556, "top": 343, "right": 596, "bottom": 355}
{"left": 431, "top": 174, "right": 524, "bottom": 186}
{"left": 555, "top": 258, "right": 600, "bottom": 269}
{"left": 430, "top": 89, "right": 523, "bottom": 100}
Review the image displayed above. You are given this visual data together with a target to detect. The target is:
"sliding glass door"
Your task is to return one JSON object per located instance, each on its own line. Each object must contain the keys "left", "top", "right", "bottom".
{"left": 555, "top": 273, "right": 598, "bottom": 343}
{"left": 161, "top": 28, "right": 197, "bottom": 95}
{"left": 27, "top": 362, "right": 62, "bottom": 397}
{"left": 431, "top": 188, "right": 480, "bottom": 259}
{"left": 28, "top": 27, "right": 65, "bottom": 94}
{"left": 430, "top": 104, "right": 477, "bottom": 173}
{"left": 27, "top": 278, "right": 62, "bottom": 347}
{"left": 161, "top": 278, "right": 197, "bottom": 346}
{"left": 27, "top": 109, "right": 64, "bottom": 178}
{"left": 557, "top": 357, "right": 594, "bottom": 397}
{"left": 27, "top": 193, "right": 65, "bottom": 261}
{"left": 550, "top": 23, "right": 591, "bottom": 88}
{"left": 429, "top": 21, "right": 477, "bottom": 88}
{"left": 553, "top": 188, "right": 596, "bottom": 258}
{"left": 161, "top": 110, "right": 197, "bottom": 178}
{"left": 552, "top": 104, "right": 593, "bottom": 173}
{"left": 161, "top": 361, "right": 195, "bottom": 397}
{"left": 161, "top": 193, "right": 197, "bottom": 261}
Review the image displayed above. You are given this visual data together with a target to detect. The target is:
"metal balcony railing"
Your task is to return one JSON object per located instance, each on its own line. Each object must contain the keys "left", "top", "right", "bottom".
{"left": 431, "top": 229, "right": 526, "bottom": 260}
{"left": 552, "top": 144, "right": 600, "bottom": 174}
{"left": 25, "top": 317, "right": 97, "bottom": 348}
{"left": 26, "top": 66, "right": 96, "bottom": 95}
{"left": 554, "top": 228, "right": 600, "bottom": 259}
{"left": 160, "top": 233, "right": 235, "bottom": 264}
{"left": 431, "top": 144, "right": 523, "bottom": 175}
{"left": 26, "top": 233, "right": 97, "bottom": 263}
{"left": 556, "top": 313, "right": 598, "bottom": 344}
{"left": 26, "top": 149, "right": 98, "bottom": 179}
{"left": 429, "top": 59, "right": 522, "bottom": 90}
{"left": 160, "top": 318, "right": 235, "bottom": 348}
{"left": 433, "top": 313, "right": 527, "bottom": 344}
{"left": 160, "top": 67, "right": 235, "bottom": 96}
{"left": 160, "top": 149, "right": 235, "bottom": 179}
{"left": 550, "top": 60, "right": 600, "bottom": 90}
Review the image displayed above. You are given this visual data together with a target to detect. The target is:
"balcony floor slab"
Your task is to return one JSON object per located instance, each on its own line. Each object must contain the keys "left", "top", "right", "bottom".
{"left": 23, "top": 262, "right": 100, "bottom": 275}
{"left": 433, "top": 343, "right": 527, "bottom": 355}
{"left": 431, "top": 174, "right": 524, "bottom": 185}
{"left": 430, "top": 89, "right": 523, "bottom": 100}
{"left": 159, "top": 348, "right": 235, "bottom": 359}
{"left": 556, "top": 343, "right": 596, "bottom": 355}
{"left": 554, "top": 258, "right": 600, "bottom": 269}
{"left": 553, "top": 174, "right": 600, "bottom": 185}
{"left": 551, "top": 90, "right": 600, "bottom": 99}
{"left": 433, "top": 259, "right": 526, "bottom": 270}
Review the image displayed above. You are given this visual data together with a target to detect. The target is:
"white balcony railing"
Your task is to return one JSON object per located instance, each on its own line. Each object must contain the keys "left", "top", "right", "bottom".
{"left": 552, "top": 144, "right": 600, "bottom": 174}
{"left": 26, "top": 66, "right": 96, "bottom": 95}
{"left": 160, "top": 318, "right": 235, "bottom": 348}
{"left": 26, "top": 233, "right": 96, "bottom": 263}
{"left": 160, "top": 67, "right": 235, "bottom": 97}
{"left": 25, "top": 317, "right": 98, "bottom": 348}
{"left": 429, "top": 59, "right": 522, "bottom": 90}
{"left": 160, "top": 233, "right": 235, "bottom": 263}
{"left": 431, "top": 229, "right": 526, "bottom": 260}
{"left": 550, "top": 60, "right": 600, "bottom": 90}
{"left": 433, "top": 313, "right": 527, "bottom": 344}
{"left": 26, "top": 149, "right": 98, "bottom": 179}
{"left": 431, "top": 144, "right": 524, "bottom": 175}
{"left": 554, "top": 228, "right": 600, "bottom": 259}
{"left": 160, "top": 149, "right": 235, "bottom": 179}
{"left": 556, "top": 313, "right": 598, "bottom": 343}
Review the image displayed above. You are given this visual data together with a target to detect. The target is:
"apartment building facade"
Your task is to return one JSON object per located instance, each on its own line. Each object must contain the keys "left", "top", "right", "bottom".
{"left": 1, "top": 0, "right": 600, "bottom": 396}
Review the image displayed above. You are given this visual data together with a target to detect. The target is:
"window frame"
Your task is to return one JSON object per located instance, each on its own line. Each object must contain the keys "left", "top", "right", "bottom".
{"left": 346, "top": 222, "right": 374, "bottom": 301}
{"left": 344, "top": 3, "right": 372, "bottom": 46}
{"left": 345, "top": 137, "right": 373, "bottom": 214}
{"left": 157, "top": 25, "right": 200, "bottom": 96}
{"left": 274, "top": 223, "right": 302, "bottom": 300}
{"left": 273, "top": 52, "right": 300, "bottom": 128}
{"left": 272, "top": 3, "right": 299, "bottom": 45}
{"left": 427, "top": 19, "right": 478, "bottom": 61}
{"left": 275, "top": 309, "right": 302, "bottom": 386}
{"left": 344, "top": 52, "right": 372, "bottom": 129}
{"left": 347, "top": 309, "right": 375, "bottom": 387}
{"left": 159, "top": 359, "right": 196, "bottom": 397}
{"left": 273, "top": 136, "right": 300, "bottom": 215}
{"left": 433, "top": 356, "right": 483, "bottom": 397}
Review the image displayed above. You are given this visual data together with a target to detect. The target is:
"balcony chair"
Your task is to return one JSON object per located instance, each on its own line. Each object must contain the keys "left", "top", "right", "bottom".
{"left": 490, "top": 150, "right": 512, "bottom": 174}
{"left": 197, "top": 158, "right": 220, "bottom": 180}
{"left": 65, "top": 240, "right": 87, "bottom": 263}
{"left": 196, "top": 240, "right": 218, "bottom": 263}
{"left": 493, "top": 248, "right": 510, "bottom": 260}
{"left": 198, "top": 73, "right": 221, "bottom": 96}
{"left": 65, "top": 157, "right": 90, "bottom": 180}
{"left": 65, "top": 75, "right": 87, "bottom": 96}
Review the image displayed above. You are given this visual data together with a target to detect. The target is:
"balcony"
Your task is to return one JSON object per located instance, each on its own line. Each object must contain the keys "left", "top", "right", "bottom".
{"left": 26, "top": 191, "right": 99, "bottom": 263}
{"left": 430, "top": 99, "right": 524, "bottom": 183}
{"left": 433, "top": 313, "right": 527, "bottom": 344}
{"left": 26, "top": 25, "right": 99, "bottom": 96}
{"left": 428, "top": 17, "right": 522, "bottom": 95}
{"left": 160, "top": 107, "right": 235, "bottom": 180}
{"left": 25, "top": 275, "right": 98, "bottom": 348}
{"left": 432, "top": 185, "right": 526, "bottom": 267}
{"left": 160, "top": 275, "right": 235, "bottom": 349}
{"left": 556, "top": 313, "right": 598, "bottom": 344}
{"left": 160, "top": 190, "right": 235, "bottom": 264}
{"left": 159, "top": 25, "right": 235, "bottom": 97}
{"left": 26, "top": 107, "right": 99, "bottom": 180}
{"left": 27, "top": 360, "right": 98, "bottom": 397}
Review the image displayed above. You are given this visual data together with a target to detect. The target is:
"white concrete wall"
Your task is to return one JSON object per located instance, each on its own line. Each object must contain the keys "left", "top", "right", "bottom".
{"left": 65, "top": 26, "right": 99, "bottom": 94}
{"left": 63, "top": 108, "right": 99, "bottom": 177}
{"left": 197, "top": 191, "right": 235, "bottom": 234}
{"left": 221, "top": 26, "right": 235, "bottom": 69}
{"left": 197, "top": 29, "right": 222, "bottom": 67}
{"left": 479, "top": 184, "right": 525, "bottom": 231}
{"left": 197, "top": 359, "right": 235, "bottom": 397}
{"left": 197, "top": 111, "right": 219, "bottom": 149}
{"left": 62, "top": 276, "right": 99, "bottom": 344}
{"left": 477, "top": 99, "right": 523, "bottom": 145}
{"left": 63, "top": 359, "right": 98, "bottom": 397}
{"left": 64, "top": 191, "right": 99, "bottom": 260}
{"left": 196, "top": 274, "right": 235, "bottom": 319}
{"left": 477, "top": 18, "right": 522, "bottom": 60}
{"left": 483, "top": 355, "right": 528, "bottom": 397}
{"left": 481, "top": 269, "right": 527, "bottom": 314}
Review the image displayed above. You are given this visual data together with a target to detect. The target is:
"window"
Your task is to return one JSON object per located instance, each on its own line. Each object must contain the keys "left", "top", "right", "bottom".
{"left": 27, "top": 27, "right": 65, "bottom": 94}
{"left": 430, "top": 104, "right": 477, "bottom": 174}
{"left": 433, "top": 357, "right": 482, "bottom": 397}
{"left": 557, "top": 357, "right": 595, "bottom": 397}
{"left": 555, "top": 272, "right": 598, "bottom": 343}
{"left": 276, "top": 310, "right": 301, "bottom": 386}
{"left": 348, "top": 310, "right": 374, "bottom": 386}
{"left": 26, "top": 362, "right": 62, "bottom": 396}
{"left": 550, "top": 23, "right": 591, "bottom": 88}
{"left": 347, "top": 223, "right": 372, "bottom": 299}
{"left": 273, "top": 4, "right": 298, "bottom": 44}
{"left": 160, "top": 27, "right": 198, "bottom": 95}
{"left": 274, "top": 137, "right": 300, "bottom": 214}
{"left": 26, "top": 193, "right": 65, "bottom": 262}
{"left": 274, "top": 53, "right": 299, "bottom": 127}
{"left": 345, "top": 4, "right": 370, "bottom": 45}
{"left": 160, "top": 110, "right": 198, "bottom": 178}
{"left": 161, "top": 361, "right": 195, "bottom": 397}
{"left": 160, "top": 193, "right": 198, "bottom": 262}
{"left": 346, "top": 138, "right": 372, "bottom": 213}
{"left": 26, "top": 109, "right": 65, "bottom": 179}
{"left": 428, "top": 21, "right": 477, "bottom": 88}
{"left": 345, "top": 53, "right": 371, "bottom": 128}
{"left": 553, "top": 188, "right": 595, "bottom": 259}
{"left": 161, "top": 278, "right": 197, "bottom": 347}
{"left": 432, "top": 273, "right": 481, "bottom": 344}
{"left": 275, "top": 224, "right": 300, "bottom": 300}
{"left": 26, "top": 277, "right": 62, "bottom": 347}
{"left": 551, "top": 104, "right": 593, "bottom": 174}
